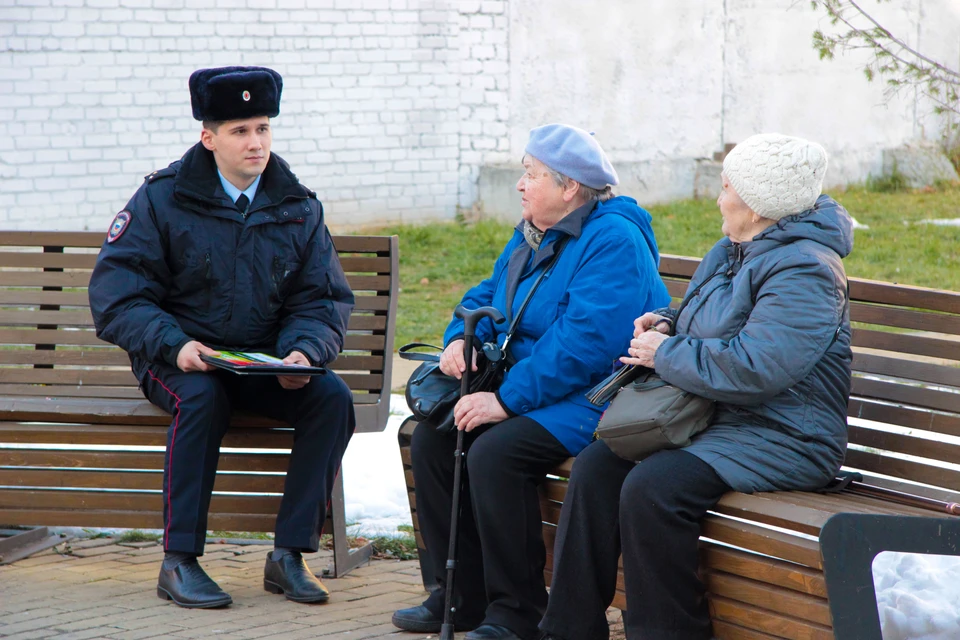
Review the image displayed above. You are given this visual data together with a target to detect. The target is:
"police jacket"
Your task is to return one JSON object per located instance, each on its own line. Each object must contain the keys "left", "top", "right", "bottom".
{"left": 89, "top": 143, "right": 354, "bottom": 371}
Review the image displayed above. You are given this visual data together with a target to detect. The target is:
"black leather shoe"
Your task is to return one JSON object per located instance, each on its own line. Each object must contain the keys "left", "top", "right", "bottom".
{"left": 465, "top": 624, "right": 525, "bottom": 640}
{"left": 391, "top": 604, "right": 481, "bottom": 633}
{"left": 263, "top": 551, "right": 330, "bottom": 603}
{"left": 157, "top": 559, "right": 232, "bottom": 609}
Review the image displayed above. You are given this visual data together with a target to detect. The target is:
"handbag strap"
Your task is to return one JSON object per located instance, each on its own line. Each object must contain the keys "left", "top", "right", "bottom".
{"left": 501, "top": 237, "right": 569, "bottom": 354}
{"left": 398, "top": 343, "right": 443, "bottom": 362}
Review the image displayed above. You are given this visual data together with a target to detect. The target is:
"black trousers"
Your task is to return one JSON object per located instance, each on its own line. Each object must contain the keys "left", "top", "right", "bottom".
{"left": 140, "top": 361, "right": 356, "bottom": 555}
{"left": 539, "top": 440, "right": 731, "bottom": 640}
{"left": 411, "top": 417, "right": 569, "bottom": 639}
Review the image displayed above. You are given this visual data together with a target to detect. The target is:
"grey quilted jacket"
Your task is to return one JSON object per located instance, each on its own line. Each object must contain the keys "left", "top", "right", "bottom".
{"left": 654, "top": 194, "right": 853, "bottom": 493}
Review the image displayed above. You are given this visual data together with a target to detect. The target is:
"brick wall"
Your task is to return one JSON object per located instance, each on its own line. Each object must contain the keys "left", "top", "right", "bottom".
{"left": 0, "top": 0, "right": 510, "bottom": 231}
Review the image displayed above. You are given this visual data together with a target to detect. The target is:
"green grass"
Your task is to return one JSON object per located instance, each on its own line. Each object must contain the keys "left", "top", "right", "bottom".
{"left": 367, "top": 183, "right": 960, "bottom": 348}
{"left": 208, "top": 530, "right": 274, "bottom": 540}
{"left": 116, "top": 529, "right": 161, "bottom": 543}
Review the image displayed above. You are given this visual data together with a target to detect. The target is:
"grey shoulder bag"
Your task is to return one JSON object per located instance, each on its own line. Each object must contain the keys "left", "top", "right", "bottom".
{"left": 588, "top": 285, "right": 715, "bottom": 462}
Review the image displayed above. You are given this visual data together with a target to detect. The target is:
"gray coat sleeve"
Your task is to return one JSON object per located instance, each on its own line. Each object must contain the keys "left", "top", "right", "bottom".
{"left": 653, "top": 253, "right": 845, "bottom": 405}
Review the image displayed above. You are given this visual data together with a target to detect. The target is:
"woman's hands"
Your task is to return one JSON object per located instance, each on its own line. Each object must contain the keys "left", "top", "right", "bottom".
{"left": 633, "top": 312, "right": 672, "bottom": 337}
{"left": 454, "top": 391, "right": 508, "bottom": 432}
{"left": 620, "top": 313, "right": 672, "bottom": 368}
{"left": 439, "top": 339, "right": 477, "bottom": 379}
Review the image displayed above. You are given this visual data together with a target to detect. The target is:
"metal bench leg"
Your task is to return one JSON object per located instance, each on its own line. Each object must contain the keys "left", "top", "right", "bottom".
{"left": 323, "top": 471, "right": 373, "bottom": 578}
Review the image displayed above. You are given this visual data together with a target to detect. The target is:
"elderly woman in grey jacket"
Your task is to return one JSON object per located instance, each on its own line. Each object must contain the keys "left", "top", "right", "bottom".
{"left": 538, "top": 134, "right": 854, "bottom": 640}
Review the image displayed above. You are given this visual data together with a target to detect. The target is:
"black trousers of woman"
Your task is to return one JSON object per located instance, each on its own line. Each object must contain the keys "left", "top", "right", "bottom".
{"left": 411, "top": 416, "right": 569, "bottom": 639}
{"left": 539, "top": 440, "right": 731, "bottom": 640}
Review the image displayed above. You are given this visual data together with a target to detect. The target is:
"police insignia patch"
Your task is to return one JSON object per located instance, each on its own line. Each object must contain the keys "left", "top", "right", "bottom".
{"left": 106, "top": 210, "right": 131, "bottom": 244}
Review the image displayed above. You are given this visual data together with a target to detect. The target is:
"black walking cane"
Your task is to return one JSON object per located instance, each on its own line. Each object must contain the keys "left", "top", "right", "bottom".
{"left": 440, "top": 303, "right": 505, "bottom": 640}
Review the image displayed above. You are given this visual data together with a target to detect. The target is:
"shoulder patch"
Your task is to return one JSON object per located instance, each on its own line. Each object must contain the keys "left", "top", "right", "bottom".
{"left": 106, "top": 210, "right": 132, "bottom": 244}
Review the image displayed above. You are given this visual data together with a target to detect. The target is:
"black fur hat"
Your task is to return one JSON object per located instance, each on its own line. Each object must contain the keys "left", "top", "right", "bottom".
{"left": 188, "top": 66, "right": 283, "bottom": 122}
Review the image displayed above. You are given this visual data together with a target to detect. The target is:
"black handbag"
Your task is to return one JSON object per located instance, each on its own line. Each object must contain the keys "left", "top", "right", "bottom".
{"left": 400, "top": 238, "right": 569, "bottom": 433}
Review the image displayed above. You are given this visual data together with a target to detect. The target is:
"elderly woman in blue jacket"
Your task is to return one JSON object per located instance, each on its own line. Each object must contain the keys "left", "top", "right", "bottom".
{"left": 391, "top": 124, "right": 671, "bottom": 640}
{"left": 538, "top": 134, "right": 854, "bottom": 640}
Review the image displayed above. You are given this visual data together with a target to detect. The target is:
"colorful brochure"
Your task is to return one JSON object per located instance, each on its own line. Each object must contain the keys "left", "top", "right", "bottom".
{"left": 199, "top": 351, "right": 327, "bottom": 376}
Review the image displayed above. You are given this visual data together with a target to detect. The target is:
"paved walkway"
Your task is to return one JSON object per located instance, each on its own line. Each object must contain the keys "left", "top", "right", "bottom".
{"left": 0, "top": 539, "right": 624, "bottom": 639}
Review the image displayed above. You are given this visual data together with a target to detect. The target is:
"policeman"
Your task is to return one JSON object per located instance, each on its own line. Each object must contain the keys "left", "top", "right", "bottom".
{"left": 89, "top": 66, "right": 356, "bottom": 609}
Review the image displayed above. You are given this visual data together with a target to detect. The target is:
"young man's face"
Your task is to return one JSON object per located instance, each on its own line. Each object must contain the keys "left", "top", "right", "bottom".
{"left": 201, "top": 116, "right": 272, "bottom": 189}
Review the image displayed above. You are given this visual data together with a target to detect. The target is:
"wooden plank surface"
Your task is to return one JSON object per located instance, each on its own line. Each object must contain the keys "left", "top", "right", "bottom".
{"left": 704, "top": 572, "right": 832, "bottom": 626}
{"left": 0, "top": 468, "right": 287, "bottom": 493}
{"left": 701, "top": 544, "right": 827, "bottom": 598}
{"left": 0, "top": 509, "right": 275, "bottom": 532}
{"left": 708, "top": 596, "right": 833, "bottom": 640}
{"left": 0, "top": 449, "right": 290, "bottom": 472}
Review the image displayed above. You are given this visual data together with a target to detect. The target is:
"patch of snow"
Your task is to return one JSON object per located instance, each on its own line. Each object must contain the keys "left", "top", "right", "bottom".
{"left": 874, "top": 552, "right": 960, "bottom": 640}
{"left": 340, "top": 395, "right": 414, "bottom": 537}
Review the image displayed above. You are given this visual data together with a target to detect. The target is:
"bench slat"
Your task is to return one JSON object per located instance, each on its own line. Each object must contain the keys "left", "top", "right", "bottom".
{"left": 0, "top": 252, "right": 98, "bottom": 269}
{"left": 0, "top": 423, "right": 293, "bottom": 448}
{"left": 851, "top": 376, "right": 960, "bottom": 413}
{"left": 849, "top": 397, "right": 960, "bottom": 439}
{"left": 710, "top": 620, "right": 783, "bottom": 640}
{"left": 0, "top": 509, "right": 276, "bottom": 532}
{"left": 848, "top": 424, "right": 960, "bottom": 465}
{"left": 708, "top": 596, "right": 833, "bottom": 640}
{"left": 701, "top": 516, "right": 822, "bottom": 570}
{"left": 0, "top": 232, "right": 106, "bottom": 248}
{"left": 0, "top": 449, "right": 290, "bottom": 472}
{"left": 0, "top": 309, "right": 387, "bottom": 332}
{"left": 331, "top": 236, "right": 393, "bottom": 253}
{"left": 852, "top": 351, "right": 960, "bottom": 387}
{"left": 852, "top": 328, "right": 960, "bottom": 361}
{"left": 701, "top": 544, "right": 827, "bottom": 598}
{"left": 704, "top": 572, "right": 831, "bottom": 627}
{"left": 844, "top": 448, "right": 960, "bottom": 492}
{"left": 851, "top": 302, "right": 960, "bottom": 335}
{"left": 0, "top": 468, "right": 287, "bottom": 493}
{"left": 0, "top": 489, "right": 283, "bottom": 514}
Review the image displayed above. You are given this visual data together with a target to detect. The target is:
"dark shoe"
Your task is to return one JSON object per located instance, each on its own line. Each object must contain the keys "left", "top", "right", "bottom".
{"left": 465, "top": 624, "right": 525, "bottom": 640}
{"left": 391, "top": 605, "right": 481, "bottom": 633}
{"left": 263, "top": 551, "right": 330, "bottom": 603}
{"left": 157, "top": 559, "right": 232, "bottom": 609}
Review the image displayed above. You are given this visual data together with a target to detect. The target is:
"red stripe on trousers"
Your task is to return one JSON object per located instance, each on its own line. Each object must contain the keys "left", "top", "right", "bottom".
{"left": 148, "top": 369, "right": 182, "bottom": 551}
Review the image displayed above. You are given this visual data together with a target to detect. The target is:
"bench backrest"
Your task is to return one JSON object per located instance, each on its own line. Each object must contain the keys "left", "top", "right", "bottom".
{"left": 0, "top": 231, "right": 398, "bottom": 532}
{"left": 659, "top": 255, "right": 960, "bottom": 503}
{"left": 0, "top": 231, "right": 399, "bottom": 433}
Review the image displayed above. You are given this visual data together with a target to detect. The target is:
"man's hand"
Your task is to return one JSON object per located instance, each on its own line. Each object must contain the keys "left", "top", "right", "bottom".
{"left": 453, "top": 391, "right": 508, "bottom": 432}
{"left": 278, "top": 350, "right": 312, "bottom": 390}
{"left": 439, "top": 339, "right": 477, "bottom": 380}
{"left": 176, "top": 341, "right": 218, "bottom": 373}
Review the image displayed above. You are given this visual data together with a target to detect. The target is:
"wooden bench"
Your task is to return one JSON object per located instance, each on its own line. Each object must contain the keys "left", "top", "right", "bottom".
{"left": 0, "top": 231, "right": 399, "bottom": 577}
{"left": 398, "top": 253, "right": 960, "bottom": 639}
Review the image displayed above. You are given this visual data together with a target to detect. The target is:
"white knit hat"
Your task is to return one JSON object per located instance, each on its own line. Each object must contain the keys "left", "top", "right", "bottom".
{"left": 722, "top": 133, "right": 828, "bottom": 220}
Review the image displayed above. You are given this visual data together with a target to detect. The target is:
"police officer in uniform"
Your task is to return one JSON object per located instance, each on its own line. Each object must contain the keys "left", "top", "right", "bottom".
{"left": 89, "top": 66, "right": 356, "bottom": 609}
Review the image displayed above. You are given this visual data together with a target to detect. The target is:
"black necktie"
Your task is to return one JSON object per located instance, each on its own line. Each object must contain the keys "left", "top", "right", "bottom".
{"left": 235, "top": 193, "right": 249, "bottom": 215}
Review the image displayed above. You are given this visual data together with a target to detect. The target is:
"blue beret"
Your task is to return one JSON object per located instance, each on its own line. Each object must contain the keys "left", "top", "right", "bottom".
{"left": 189, "top": 66, "right": 282, "bottom": 122}
{"left": 524, "top": 124, "right": 619, "bottom": 189}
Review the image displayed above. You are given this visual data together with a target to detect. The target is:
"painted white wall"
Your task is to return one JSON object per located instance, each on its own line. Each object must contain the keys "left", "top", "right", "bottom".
{"left": 0, "top": 0, "right": 957, "bottom": 231}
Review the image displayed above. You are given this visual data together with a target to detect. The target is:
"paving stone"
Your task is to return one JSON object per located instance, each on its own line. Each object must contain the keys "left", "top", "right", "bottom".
{"left": 0, "top": 542, "right": 621, "bottom": 639}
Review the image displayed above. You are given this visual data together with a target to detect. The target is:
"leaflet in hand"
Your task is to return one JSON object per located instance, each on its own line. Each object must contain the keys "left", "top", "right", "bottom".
{"left": 199, "top": 351, "right": 327, "bottom": 376}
